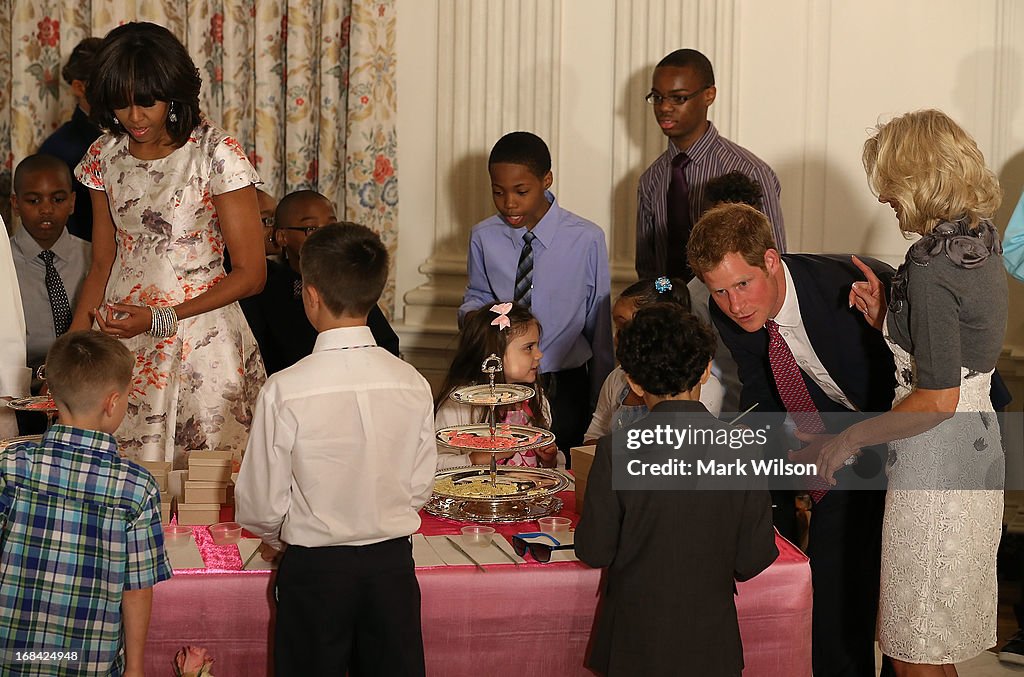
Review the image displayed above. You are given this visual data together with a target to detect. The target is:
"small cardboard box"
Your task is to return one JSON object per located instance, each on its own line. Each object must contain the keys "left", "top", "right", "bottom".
{"left": 570, "top": 445, "right": 597, "bottom": 509}
{"left": 137, "top": 460, "right": 171, "bottom": 493}
{"left": 187, "top": 451, "right": 233, "bottom": 483}
{"left": 184, "top": 480, "right": 228, "bottom": 505}
{"left": 177, "top": 502, "right": 222, "bottom": 526}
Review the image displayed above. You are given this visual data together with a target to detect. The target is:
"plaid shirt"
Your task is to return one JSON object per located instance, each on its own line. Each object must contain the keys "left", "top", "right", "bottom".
{"left": 0, "top": 425, "right": 172, "bottom": 675}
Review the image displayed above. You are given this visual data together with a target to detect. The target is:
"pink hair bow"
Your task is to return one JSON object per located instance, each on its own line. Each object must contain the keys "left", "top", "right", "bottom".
{"left": 490, "top": 302, "right": 513, "bottom": 330}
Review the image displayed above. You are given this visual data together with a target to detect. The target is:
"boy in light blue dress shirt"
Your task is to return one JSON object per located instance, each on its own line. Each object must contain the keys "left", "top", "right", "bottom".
{"left": 461, "top": 131, "right": 613, "bottom": 459}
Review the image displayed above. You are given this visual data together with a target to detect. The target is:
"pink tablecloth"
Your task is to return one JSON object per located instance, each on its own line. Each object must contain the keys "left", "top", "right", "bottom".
{"left": 146, "top": 493, "right": 812, "bottom": 676}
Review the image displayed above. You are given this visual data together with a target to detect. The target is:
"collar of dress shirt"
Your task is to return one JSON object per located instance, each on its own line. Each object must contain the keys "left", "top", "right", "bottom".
{"left": 502, "top": 190, "right": 560, "bottom": 250}
{"left": 770, "top": 259, "right": 802, "bottom": 329}
{"left": 666, "top": 120, "right": 720, "bottom": 166}
{"left": 13, "top": 223, "right": 73, "bottom": 262}
{"left": 45, "top": 423, "right": 120, "bottom": 458}
{"left": 312, "top": 325, "right": 378, "bottom": 353}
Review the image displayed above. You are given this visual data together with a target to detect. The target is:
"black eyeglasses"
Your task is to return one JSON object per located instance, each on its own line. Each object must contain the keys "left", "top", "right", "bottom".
{"left": 277, "top": 226, "right": 322, "bottom": 236}
{"left": 512, "top": 532, "right": 574, "bottom": 564}
{"left": 645, "top": 86, "right": 709, "bottom": 107}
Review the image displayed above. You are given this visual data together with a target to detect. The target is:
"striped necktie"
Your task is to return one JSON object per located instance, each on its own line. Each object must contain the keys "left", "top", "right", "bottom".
{"left": 39, "top": 249, "right": 72, "bottom": 336}
{"left": 514, "top": 231, "right": 536, "bottom": 307}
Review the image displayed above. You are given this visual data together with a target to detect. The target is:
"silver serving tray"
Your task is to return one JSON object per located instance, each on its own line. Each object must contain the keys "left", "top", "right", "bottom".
{"left": 448, "top": 383, "right": 535, "bottom": 406}
{"left": 435, "top": 423, "right": 555, "bottom": 452}
{"left": 7, "top": 396, "right": 57, "bottom": 412}
{"left": 430, "top": 465, "right": 568, "bottom": 500}
{"left": 426, "top": 466, "right": 567, "bottom": 522}
{"left": 424, "top": 494, "right": 564, "bottom": 523}
{"left": 0, "top": 434, "right": 42, "bottom": 450}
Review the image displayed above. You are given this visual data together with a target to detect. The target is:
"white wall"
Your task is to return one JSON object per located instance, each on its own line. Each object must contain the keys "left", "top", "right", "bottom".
{"left": 394, "top": 0, "right": 1024, "bottom": 396}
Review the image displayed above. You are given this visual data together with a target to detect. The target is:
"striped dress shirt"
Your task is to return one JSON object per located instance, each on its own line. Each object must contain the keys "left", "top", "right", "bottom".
{"left": 635, "top": 121, "right": 787, "bottom": 279}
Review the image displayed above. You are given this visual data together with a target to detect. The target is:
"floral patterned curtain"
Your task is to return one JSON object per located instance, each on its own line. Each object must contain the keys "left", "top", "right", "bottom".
{"left": 0, "top": 0, "right": 400, "bottom": 311}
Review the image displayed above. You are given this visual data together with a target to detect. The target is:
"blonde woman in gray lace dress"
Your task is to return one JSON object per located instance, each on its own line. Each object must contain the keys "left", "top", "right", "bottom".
{"left": 807, "top": 109, "right": 1007, "bottom": 677}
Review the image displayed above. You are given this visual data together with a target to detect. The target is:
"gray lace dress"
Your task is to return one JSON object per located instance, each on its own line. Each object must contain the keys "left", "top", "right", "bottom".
{"left": 878, "top": 219, "right": 1007, "bottom": 663}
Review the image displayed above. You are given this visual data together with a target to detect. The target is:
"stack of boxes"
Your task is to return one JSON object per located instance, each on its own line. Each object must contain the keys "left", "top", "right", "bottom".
{"left": 138, "top": 460, "right": 173, "bottom": 524}
{"left": 178, "top": 451, "right": 234, "bottom": 526}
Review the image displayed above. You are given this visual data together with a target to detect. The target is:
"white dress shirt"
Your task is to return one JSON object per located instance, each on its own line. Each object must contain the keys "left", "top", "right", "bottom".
{"left": 773, "top": 261, "right": 856, "bottom": 410}
{"left": 0, "top": 216, "right": 30, "bottom": 437}
{"left": 235, "top": 325, "right": 437, "bottom": 549}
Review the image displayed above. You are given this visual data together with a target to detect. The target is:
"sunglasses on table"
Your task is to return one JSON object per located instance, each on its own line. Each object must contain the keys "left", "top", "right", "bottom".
{"left": 512, "top": 532, "right": 574, "bottom": 564}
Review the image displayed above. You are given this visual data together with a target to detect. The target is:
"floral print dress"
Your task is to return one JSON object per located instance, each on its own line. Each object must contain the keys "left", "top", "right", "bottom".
{"left": 76, "top": 121, "right": 266, "bottom": 467}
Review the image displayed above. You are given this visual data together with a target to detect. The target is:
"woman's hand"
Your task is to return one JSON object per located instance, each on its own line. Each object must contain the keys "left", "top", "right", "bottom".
{"left": 94, "top": 303, "right": 152, "bottom": 339}
{"left": 848, "top": 255, "right": 887, "bottom": 331}
{"left": 788, "top": 429, "right": 860, "bottom": 486}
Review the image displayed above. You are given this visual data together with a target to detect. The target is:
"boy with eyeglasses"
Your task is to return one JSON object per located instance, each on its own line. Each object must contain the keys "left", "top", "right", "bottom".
{"left": 635, "top": 48, "right": 786, "bottom": 280}
{"left": 239, "top": 190, "right": 399, "bottom": 374}
{"left": 256, "top": 188, "right": 283, "bottom": 261}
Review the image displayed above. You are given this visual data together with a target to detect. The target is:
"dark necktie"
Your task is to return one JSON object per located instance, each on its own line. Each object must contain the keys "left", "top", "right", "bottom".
{"left": 765, "top": 319, "right": 830, "bottom": 501}
{"left": 665, "top": 152, "right": 693, "bottom": 279}
{"left": 39, "top": 250, "right": 72, "bottom": 337}
{"left": 514, "top": 231, "right": 536, "bottom": 307}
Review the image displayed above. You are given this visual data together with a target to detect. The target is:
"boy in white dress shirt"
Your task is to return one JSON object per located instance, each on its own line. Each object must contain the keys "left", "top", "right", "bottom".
{"left": 235, "top": 222, "right": 436, "bottom": 677}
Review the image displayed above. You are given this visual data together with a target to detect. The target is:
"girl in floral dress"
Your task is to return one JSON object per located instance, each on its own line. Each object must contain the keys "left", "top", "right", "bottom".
{"left": 71, "top": 22, "right": 266, "bottom": 466}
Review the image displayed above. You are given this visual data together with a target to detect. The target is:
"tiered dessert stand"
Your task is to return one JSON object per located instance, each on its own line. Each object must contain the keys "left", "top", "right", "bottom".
{"left": 426, "top": 354, "right": 568, "bottom": 523}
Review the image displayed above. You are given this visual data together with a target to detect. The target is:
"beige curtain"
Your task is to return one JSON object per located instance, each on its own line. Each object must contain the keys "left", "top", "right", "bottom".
{"left": 0, "top": 0, "right": 399, "bottom": 311}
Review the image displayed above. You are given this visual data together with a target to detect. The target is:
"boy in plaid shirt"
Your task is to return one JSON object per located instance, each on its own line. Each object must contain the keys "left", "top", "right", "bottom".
{"left": 0, "top": 330, "right": 171, "bottom": 676}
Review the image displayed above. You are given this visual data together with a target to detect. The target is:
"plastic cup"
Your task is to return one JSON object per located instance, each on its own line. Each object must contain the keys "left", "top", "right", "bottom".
{"left": 210, "top": 521, "right": 243, "bottom": 545}
{"left": 460, "top": 525, "right": 496, "bottom": 547}
{"left": 164, "top": 525, "right": 193, "bottom": 544}
{"left": 538, "top": 516, "right": 571, "bottom": 534}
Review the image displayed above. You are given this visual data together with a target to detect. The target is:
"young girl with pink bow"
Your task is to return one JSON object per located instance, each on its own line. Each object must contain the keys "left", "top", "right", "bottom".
{"left": 434, "top": 302, "right": 561, "bottom": 470}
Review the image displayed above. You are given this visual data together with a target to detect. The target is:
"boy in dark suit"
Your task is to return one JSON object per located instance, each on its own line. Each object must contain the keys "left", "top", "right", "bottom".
{"left": 576, "top": 303, "right": 777, "bottom": 677}
{"left": 687, "top": 202, "right": 894, "bottom": 677}
{"left": 240, "top": 190, "right": 399, "bottom": 374}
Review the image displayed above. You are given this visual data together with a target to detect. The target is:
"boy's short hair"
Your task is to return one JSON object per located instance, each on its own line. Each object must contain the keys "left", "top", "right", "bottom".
{"left": 704, "top": 171, "right": 763, "bottom": 209}
{"left": 617, "top": 304, "right": 715, "bottom": 395}
{"left": 687, "top": 203, "right": 777, "bottom": 279}
{"left": 13, "top": 154, "right": 72, "bottom": 194}
{"left": 46, "top": 331, "right": 134, "bottom": 415}
{"left": 300, "top": 222, "right": 388, "bottom": 316}
{"left": 62, "top": 37, "right": 103, "bottom": 85}
{"left": 274, "top": 189, "right": 331, "bottom": 227}
{"left": 488, "top": 132, "right": 552, "bottom": 179}
{"left": 656, "top": 49, "right": 715, "bottom": 86}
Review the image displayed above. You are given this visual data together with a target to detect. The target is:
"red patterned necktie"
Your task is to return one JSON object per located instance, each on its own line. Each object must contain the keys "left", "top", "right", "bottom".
{"left": 765, "top": 319, "right": 830, "bottom": 501}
